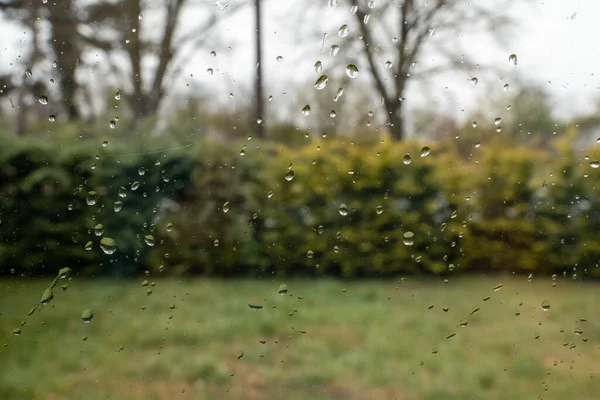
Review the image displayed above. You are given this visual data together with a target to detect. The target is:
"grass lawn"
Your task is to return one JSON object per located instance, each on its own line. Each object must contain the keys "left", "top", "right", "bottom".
{"left": 1, "top": 275, "right": 599, "bottom": 400}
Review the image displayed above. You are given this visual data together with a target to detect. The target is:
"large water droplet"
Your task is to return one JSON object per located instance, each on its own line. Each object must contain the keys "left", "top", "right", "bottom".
{"left": 403, "top": 153, "right": 412, "bottom": 165}
{"left": 329, "top": 45, "right": 340, "bottom": 57}
{"left": 339, "top": 203, "right": 348, "bottom": 216}
{"left": 48, "top": 114, "right": 56, "bottom": 122}
{"left": 86, "top": 191, "right": 98, "bottom": 205}
{"left": 285, "top": 170, "right": 295, "bottom": 181}
{"left": 403, "top": 231, "right": 414, "bottom": 246}
{"left": 346, "top": 64, "right": 359, "bottom": 78}
{"left": 590, "top": 161, "right": 600, "bottom": 169}
{"left": 420, "top": 146, "right": 430, "bottom": 157}
{"left": 118, "top": 186, "right": 127, "bottom": 198}
{"left": 144, "top": 235, "right": 155, "bottom": 247}
{"left": 99, "top": 237, "right": 116, "bottom": 254}
{"left": 508, "top": 53, "right": 518, "bottom": 66}
{"left": 338, "top": 24, "right": 349, "bottom": 37}
{"left": 94, "top": 223, "right": 104, "bottom": 236}
{"left": 113, "top": 201, "right": 123, "bottom": 212}
{"left": 314, "top": 75, "right": 329, "bottom": 90}
{"left": 541, "top": 300, "right": 550, "bottom": 311}
{"left": 302, "top": 105, "right": 311, "bottom": 116}
{"left": 385, "top": 61, "right": 393, "bottom": 69}
{"left": 494, "top": 117, "right": 502, "bottom": 126}
{"left": 81, "top": 309, "right": 94, "bottom": 323}
{"left": 38, "top": 96, "right": 48, "bottom": 105}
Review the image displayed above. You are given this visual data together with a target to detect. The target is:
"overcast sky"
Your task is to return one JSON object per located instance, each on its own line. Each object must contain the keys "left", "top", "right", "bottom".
{"left": 0, "top": 0, "right": 598, "bottom": 123}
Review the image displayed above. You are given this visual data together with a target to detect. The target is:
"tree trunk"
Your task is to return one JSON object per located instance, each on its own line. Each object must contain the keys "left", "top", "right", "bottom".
{"left": 253, "top": 0, "right": 265, "bottom": 139}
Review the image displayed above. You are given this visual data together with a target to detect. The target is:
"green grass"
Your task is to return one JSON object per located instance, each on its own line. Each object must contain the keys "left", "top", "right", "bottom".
{"left": 1, "top": 276, "right": 599, "bottom": 400}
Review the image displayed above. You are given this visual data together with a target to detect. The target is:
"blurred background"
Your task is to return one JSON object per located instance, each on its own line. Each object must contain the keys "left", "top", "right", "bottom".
{"left": 1, "top": 1, "right": 600, "bottom": 399}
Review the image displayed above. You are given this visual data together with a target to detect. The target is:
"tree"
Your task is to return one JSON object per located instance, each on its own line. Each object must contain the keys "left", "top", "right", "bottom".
{"left": 346, "top": 0, "right": 520, "bottom": 140}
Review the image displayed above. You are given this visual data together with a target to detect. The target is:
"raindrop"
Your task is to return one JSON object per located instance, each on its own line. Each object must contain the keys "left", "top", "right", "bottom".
{"left": 314, "top": 60, "right": 323, "bottom": 74}
{"left": 470, "top": 306, "right": 480, "bottom": 315}
{"left": 144, "top": 235, "right": 155, "bottom": 247}
{"left": 113, "top": 201, "right": 123, "bottom": 212}
{"left": 248, "top": 302, "right": 263, "bottom": 310}
{"left": 329, "top": 45, "right": 340, "bottom": 57}
{"left": 38, "top": 96, "right": 48, "bottom": 105}
{"left": 109, "top": 120, "right": 116, "bottom": 129}
{"left": 470, "top": 77, "right": 478, "bottom": 86}
{"left": 278, "top": 284, "right": 288, "bottom": 295}
{"left": 350, "top": 5, "right": 358, "bottom": 14}
{"left": 13, "top": 328, "right": 21, "bottom": 336}
{"left": 494, "top": 117, "right": 502, "bottom": 126}
{"left": 368, "top": 0, "right": 376, "bottom": 7}
{"left": 329, "top": 110, "right": 337, "bottom": 118}
{"left": 276, "top": 55, "right": 283, "bottom": 63}
{"left": 403, "top": 153, "right": 412, "bottom": 165}
{"left": 81, "top": 309, "right": 94, "bottom": 323}
{"left": 210, "top": 50, "right": 217, "bottom": 57}
{"left": 166, "top": 223, "right": 174, "bottom": 232}
{"left": 333, "top": 245, "right": 340, "bottom": 253}
{"left": 267, "top": 191, "right": 274, "bottom": 198}
{"left": 40, "top": 287, "right": 53, "bottom": 305}
{"left": 333, "top": 87, "right": 344, "bottom": 101}
{"left": 329, "top": 0, "right": 337, "bottom": 8}
{"left": 68, "top": 203, "right": 73, "bottom": 211}
{"left": 84, "top": 241, "right": 93, "bottom": 251}
{"left": 346, "top": 64, "right": 359, "bottom": 78}
{"left": 138, "top": 168, "right": 146, "bottom": 176}
{"left": 114, "top": 89, "right": 122, "bottom": 100}
{"left": 285, "top": 170, "right": 295, "bottom": 181}
{"left": 24, "top": 69, "right": 32, "bottom": 77}
{"left": 307, "top": 250, "right": 314, "bottom": 258}
{"left": 420, "top": 147, "right": 430, "bottom": 157}
{"left": 403, "top": 231, "right": 414, "bottom": 246}
{"left": 317, "top": 225, "right": 324, "bottom": 234}
{"left": 339, "top": 203, "right": 348, "bottom": 216}
{"left": 590, "top": 161, "right": 600, "bottom": 169}
{"left": 48, "top": 114, "right": 56, "bottom": 122}
{"left": 503, "top": 83, "right": 509, "bottom": 92}
{"left": 99, "top": 237, "right": 116, "bottom": 254}
{"left": 338, "top": 24, "right": 349, "bottom": 37}
{"left": 302, "top": 105, "right": 311, "bottom": 116}
{"left": 376, "top": 205, "right": 383, "bottom": 215}
{"left": 385, "top": 61, "right": 392, "bottom": 69}
{"left": 541, "top": 300, "right": 550, "bottom": 311}
{"left": 508, "top": 53, "right": 518, "bottom": 66}
{"left": 214, "top": 239, "right": 220, "bottom": 247}
{"left": 214, "top": 1, "right": 229, "bottom": 11}
{"left": 446, "top": 332, "right": 456, "bottom": 339}
{"left": 363, "top": 14, "right": 370, "bottom": 24}
{"left": 493, "top": 283, "right": 503, "bottom": 291}
{"left": 102, "top": 140, "right": 108, "bottom": 148}
{"left": 207, "top": 68, "right": 214, "bottom": 75}
{"left": 94, "top": 223, "right": 104, "bottom": 236}
{"left": 223, "top": 201, "right": 230, "bottom": 213}
{"left": 472, "top": 121, "right": 478, "bottom": 128}
{"left": 86, "top": 191, "right": 98, "bottom": 205}
{"left": 131, "top": 181, "right": 140, "bottom": 191}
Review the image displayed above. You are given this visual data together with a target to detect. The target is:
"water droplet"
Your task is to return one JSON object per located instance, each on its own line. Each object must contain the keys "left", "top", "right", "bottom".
{"left": 210, "top": 50, "right": 217, "bottom": 57}
{"left": 84, "top": 241, "right": 93, "bottom": 251}
{"left": 401, "top": 231, "right": 415, "bottom": 246}
{"left": 333, "top": 245, "right": 340, "bottom": 253}
{"left": 302, "top": 105, "right": 311, "bottom": 116}
{"left": 109, "top": 120, "right": 116, "bottom": 129}
{"left": 99, "top": 237, "right": 116, "bottom": 254}
{"left": 144, "top": 235, "right": 155, "bottom": 247}
{"left": 470, "top": 306, "right": 480, "bottom": 315}
{"left": 363, "top": 14, "right": 370, "bottom": 24}
{"left": 472, "top": 121, "right": 478, "bottom": 128}
{"left": 94, "top": 223, "right": 104, "bottom": 236}
{"left": 285, "top": 170, "right": 294, "bottom": 181}
{"left": 24, "top": 69, "right": 32, "bottom": 77}
{"left": 40, "top": 287, "right": 53, "bottom": 305}
{"left": 346, "top": 64, "right": 359, "bottom": 78}
{"left": 339, "top": 203, "right": 348, "bottom": 216}
{"left": 278, "top": 284, "right": 288, "bottom": 295}
{"left": 81, "top": 309, "right": 94, "bottom": 323}
{"left": 213, "top": 239, "right": 220, "bottom": 247}
{"left": 350, "top": 5, "right": 357, "bottom": 14}
{"left": 317, "top": 225, "right": 324, "bottom": 234}
{"left": 403, "top": 153, "right": 412, "bottom": 165}
{"left": 541, "top": 300, "right": 550, "bottom": 311}
{"left": 420, "top": 146, "right": 430, "bottom": 157}
{"left": 329, "top": 110, "right": 337, "bottom": 118}
{"left": 333, "top": 87, "right": 344, "bottom": 102}
{"left": 494, "top": 117, "right": 502, "bottom": 126}
{"left": 86, "top": 191, "right": 97, "bottom": 205}
{"left": 384, "top": 61, "right": 392, "bottom": 69}
{"left": 13, "top": 328, "right": 21, "bottom": 336}
{"left": 276, "top": 55, "right": 283, "bottom": 63}
{"left": 113, "top": 201, "right": 123, "bottom": 212}
{"left": 207, "top": 68, "right": 214, "bottom": 75}
{"left": 508, "top": 53, "right": 518, "bottom": 66}
{"left": 446, "top": 332, "right": 456, "bottom": 339}
{"left": 376, "top": 205, "right": 383, "bottom": 215}
{"left": 368, "top": 0, "right": 376, "bottom": 7}
{"left": 48, "top": 114, "right": 56, "bottom": 122}
{"left": 470, "top": 77, "right": 478, "bottom": 86}
{"left": 223, "top": 201, "right": 230, "bottom": 213}
{"left": 503, "top": 83, "right": 509, "bottom": 92}
{"left": 307, "top": 250, "right": 314, "bottom": 258}
{"left": 38, "top": 96, "right": 48, "bottom": 105}
{"left": 314, "top": 60, "right": 323, "bottom": 74}
{"left": 267, "top": 191, "right": 274, "bottom": 198}
{"left": 329, "top": 45, "right": 340, "bottom": 57}
{"left": 131, "top": 181, "right": 140, "bottom": 191}
{"left": 590, "top": 161, "right": 600, "bottom": 169}
{"left": 138, "top": 168, "right": 146, "bottom": 176}
{"left": 214, "top": 1, "right": 229, "bottom": 11}
{"left": 338, "top": 24, "right": 349, "bottom": 37}
{"left": 248, "top": 302, "right": 263, "bottom": 310}
{"left": 493, "top": 283, "right": 503, "bottom": 291}
{"left": 448, "top": 264, "right": 455, "bottom": 272}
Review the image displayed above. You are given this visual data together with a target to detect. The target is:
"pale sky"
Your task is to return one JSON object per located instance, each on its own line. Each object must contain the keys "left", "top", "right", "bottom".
{"left": 0, "top": 0, "right": 598, "bottom": 124}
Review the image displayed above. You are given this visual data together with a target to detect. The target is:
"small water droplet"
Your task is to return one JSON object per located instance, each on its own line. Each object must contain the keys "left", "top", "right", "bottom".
{"left": 276, "top": 55, "right": 283, "bottom": 63}
{"left": 314, "top": 60, "right": 323, "bottom": 74}
{"left": 131, "top": 181, "right": 140, "bottom": 191}
{"left": 306, "top": 250, "right": 314, "bottom": 258}
{"left": 508, "top": 53, "right": 518, "bottom": 66}
{"left": 470, "top": 77, "right": 478, "bottom": 86}
{"left": 84, "top": 241, "right": 93, "bottom": 251}
{"left": 86, "top": 191, "right": 97, "bottom": 205}
{"left": 267, "top": 191, "right": 274, "bottom": 198}
{"left": 99, "top": 237, "right": 116, "bottom": 254}
{"left": 302, "top": 105, "right": 311, "bottom": 116}
{"left": 109, "top": 120, "right": 116, "bottom": 129}
{"left": 24, "top": 69, "right": 32, "bottom": 77}
{"left": 385, "top": 61, "right": 392, "bottom": 69}
{"left": 248, "top": 302, "right": 263, "bottom": 310}
{"left": 214, "top": 239, "right": 220, "bottom": 247}
{"left": 346, "top": 64, "right": 359, "bottom": 78}
{"left": 503, "top": 83, "right": 509, "bottom": 92}
{"left": 329, "top": 0, "right": 337, "bottom": 8}
{"left": 339, "top": 203, "right": 348, "bottom": 216}
{"left": 541, "top": 300, "right": 550, "bottom": 311}
{"left": 13, "top": 328, "right": 22, "bottom": 336}
{"left": 223, "top": 201, "right": 230, "bottom": 213}
{"left": 329, "top": 110, "right": 337, "bottom": 118}
{"left": 403, "top": 153, "right": 412, "bottom": 165}
{"left": 317, "top": 225, "right": 324, "bottom": 234}
{"left": 94, "top": 223, "right": 104, "bottom": 236}
{"left": 403, "top": 231, "right": 414, "bottom": 246}
{"left": 38, "top": 96, "right": 48, "bottom": 105}
{"left": 113, "top": 201, "right": 123, "bottom": 212}
{"left": 285, "top": 170, "right": 295, "bottom": 181}
{"left": 493, "top": 283, "right": 503, "bottom": 291}
{"left": 333, "top": 87, "right": 344, "bottom": 102}
{"left": 48, "top": 114, "right": 56, "bottom": 122}
{"left": 420, "top": 146, "right": 430, "bottom": 157}
{"left": 350, "top": 5, "right": 357, "bottom": 14}
{"left": 114, "top": 89, "right": 122, "bottom": 100}
{"left": 207, "top": 68, "right": 214, "bottom": 75}
{"left": 338, "top": 24, "right": 349, "bottom": 37}
{"left": 494, "top": 117, "right": 502, "bottom": 126}
{"left": 138, "top": 168, "right": 145, "bottom": 176}
{"left": 210, "top": 50, "right": 217, "bottom": 57}
{"left": 329, "top": 45, "right": 340, "bottom": 57}
{"left": 81, "top": 309, "right": 94, "bottom": 323}
{"left": 144, "top": 235, "right": 155, "bottom": 247}
{"left": 278, "top": 284, "right": 288, "bottom": 295}
{"left": 376, "top": 205, "right": 383, "bottom": 215}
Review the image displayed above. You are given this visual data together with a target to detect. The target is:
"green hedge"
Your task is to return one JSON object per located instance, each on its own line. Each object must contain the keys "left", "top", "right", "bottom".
{"left": 1, "top": 128, "right": 599, "bottom": 278}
